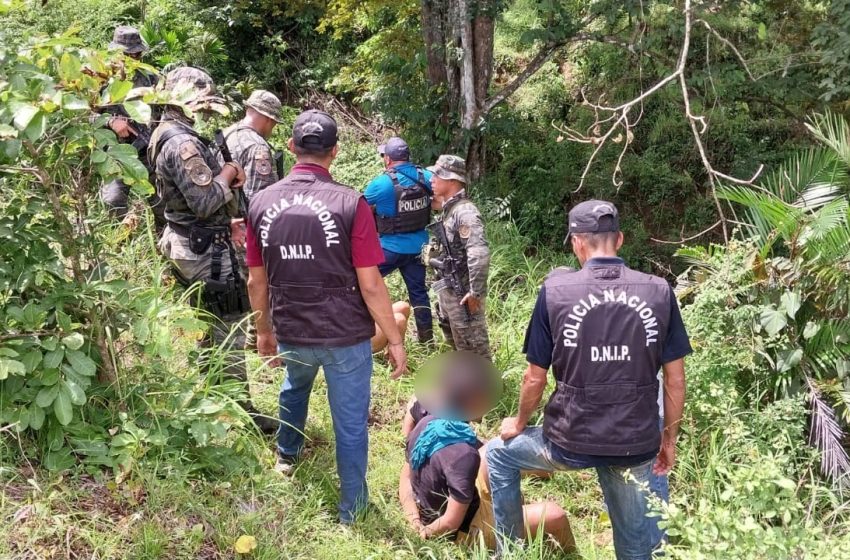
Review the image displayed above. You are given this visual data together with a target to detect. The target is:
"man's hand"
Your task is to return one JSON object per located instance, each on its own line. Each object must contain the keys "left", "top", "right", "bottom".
{"left": 500, "top": 416, "right": 525, "bottom": 440}
{"left": 460, "top": 293, "right": 481, "bottom": 314}
{"left": 653, "top": 433, "right": 677, "bottom": 475}
{"left": 109, "top": 117, "right": 137, "bottom": 139}
{"left": 230, "top": 219, "right": 246, "bottom": 250}
{"left": 256, "top": 331, "right": 280, "bottom": 368}
{"left": 221, "top": 161, "right": 246, "bottom": 188}
{"left": 386, "top": 342, "right": 408, "bottom": 379}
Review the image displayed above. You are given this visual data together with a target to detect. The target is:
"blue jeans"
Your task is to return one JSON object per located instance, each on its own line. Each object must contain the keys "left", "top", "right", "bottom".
{"left": 277, "top": 340, "right": 372, "bottom": 523}
{"left": 486, "top": 428, "right": 663, "bottom": 560}
{"left": 378, "top": 248, "right": 433, "bottom": 340}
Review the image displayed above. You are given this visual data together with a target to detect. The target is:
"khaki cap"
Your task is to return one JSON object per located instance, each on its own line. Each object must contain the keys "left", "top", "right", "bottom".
{"left": 245, "top": 89, "right": 283, "bottom": 123}
{"left": 428, "top": 154, "right": 467, "bottom": 184}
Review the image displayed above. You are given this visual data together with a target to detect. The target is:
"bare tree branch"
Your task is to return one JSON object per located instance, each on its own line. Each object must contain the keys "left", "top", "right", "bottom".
{"left": 554, "top": 0, "right": 767, "bottom": 243}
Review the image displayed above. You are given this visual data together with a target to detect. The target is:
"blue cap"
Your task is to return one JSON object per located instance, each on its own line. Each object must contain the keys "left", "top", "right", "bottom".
{"left": 378, "top": 137, "right": 410, "bottom": 161}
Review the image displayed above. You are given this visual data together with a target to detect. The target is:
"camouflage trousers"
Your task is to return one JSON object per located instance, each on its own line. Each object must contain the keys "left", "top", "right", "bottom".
{"left": 435, "top": 285, "right": 492, "bottom": 361}
{"left": 160, "top": 227, "right": 250, "bottom": 386}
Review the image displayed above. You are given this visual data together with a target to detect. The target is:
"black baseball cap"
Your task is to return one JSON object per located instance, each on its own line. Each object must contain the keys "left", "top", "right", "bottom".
{"left": 378, "top": 137, "right": 410, "bottom": 161}
{"left": 564, "top": 199, "right": 620, "bottom": 245}
{"left": 293, "top": 109, "right": 338, "bottom": 150}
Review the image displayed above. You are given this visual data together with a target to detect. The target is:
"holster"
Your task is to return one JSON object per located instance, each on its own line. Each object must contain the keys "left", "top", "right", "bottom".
{"left": 200, "top": 276, "right": 249, "bottom": 317}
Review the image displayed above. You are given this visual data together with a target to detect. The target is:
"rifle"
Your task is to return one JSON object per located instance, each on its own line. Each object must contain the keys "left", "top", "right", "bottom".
{"left": 273, "top": 149, "right": 285, "bottom": 178}
{"left": 213, "top": 128, "right": 249, "bottom": 219}
{"left": 427, "top": 219, "right": 473, "bottom": 320}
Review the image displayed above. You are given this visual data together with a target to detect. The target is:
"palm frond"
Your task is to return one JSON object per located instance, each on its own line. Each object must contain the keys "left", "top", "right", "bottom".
{"left": 798, "top": 199, "right": 849, "bottom": 260}
{"left": 718, "top": 185, "right": 802, "bottom": 249}
{"left": 807, "top": 111, "right": 850, "bottom": 172}
{"left": 806, "top": 377, "right": 850, "bottom": 482}
{"left": 758, "top": 147, "right": 846, "bottom": 207}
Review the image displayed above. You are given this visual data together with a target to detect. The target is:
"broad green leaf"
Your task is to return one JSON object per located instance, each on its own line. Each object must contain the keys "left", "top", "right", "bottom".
{"left": 759, "top": 307, "right": 787, "bottom": 337}
{"left": 29, "top": 405, "right": 45, "bottom": 430}
{"left": 780, "top": 291, "right": 802, "bottom": 319}
{"left": 12, "top": 104, "right": 38, "bottom": 130}
{"left": 69, "top": 438, "right": 108, "bottom": 456}
{"left": 62, "top": 332, "right": 85, "bottom": 350}
{"left": 44, "top": 448, "right": 75, "bottom": 471}
{"left": 40, "top": 368, "right": 61, "bottom": 386}
{"left": 56, "top": 310, "right": 73, "bottom": 332}
{"left": 20, "top": 349, "right": 42, "bottom": 372}
{"left": 58, "top": 52, "right": 82, "bottom": 82}
{"left": 53, "top": 388, "right": 73, "bottom": 426}
{"left": 122, "top": 100, "right": 151, "bottom": 124}
{"left": 0, "top": 124, "right": 17, "bottom": 138}
{"left": 42, "top": 348, "right": 64, "bottom": 369}
{"left": 47, "top": 421, "right": 65, "bottom": 451}
{"left": 757, "top": 22, "right": 767, "bottom": 42}
{"left": 65, "top": 349, "right": 97, "bottom": 377}
{"left": 803, "top": 322, "right": 820, "bottom": 340}
{"left": 35, "top": 384, "right": 60, "bottom": 407}
{"left": 61, "top": 94, "right": 89, "bottom": 111}
{"left": 105, "top": 79, "right": 133, "bottom": 104}
{"left": 189, "top": 420, "right": 211, "bottom": 446}
{"left": 41, "top": 336, "right": 59, "bottom": 351}
{"left": 777, "top": 348, "right": 804, "bottom": 373}
{"left": 23, "top": 111, "right": 47, "bottom": 142}
{"left": 63, "top": 379, "right": 86, "bottom": 406}
{"left": 775, "top": 478, "right": 796, "bottom": 491}
{"left": 0, "top": 358, "right": 26, "bottom": 380}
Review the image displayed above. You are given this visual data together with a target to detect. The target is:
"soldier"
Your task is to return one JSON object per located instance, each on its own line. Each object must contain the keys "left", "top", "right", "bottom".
{"left": 425, "top": 155, "right": 491, "bottom": 361}
{"left": 148, "top": 67, "right": 276, "bottom": 434}
{"left": 218, "top": 89, "right": 283, "bottom": 347}
{"left": 364, "top": 137, "right": 434, "bottom": 343}
{"left": 218, "top": 90, "right": 283, "bottom": 202}
{"left": 99, "top": 26, "right": 163, "bottom": 223}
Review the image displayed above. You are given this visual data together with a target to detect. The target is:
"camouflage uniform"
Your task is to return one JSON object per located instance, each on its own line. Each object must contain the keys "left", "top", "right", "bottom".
{"left": 218, "top": 90, "right": 283, "bottom": 201}
{"left": 426, "top": 155, "right": 491, "bottom": 360}
{"left": 99, "top": 26, "right": 163, "bottom": 222}
{"left": 218, "top": 90, "right": 282, "bottom": 345}
{"left": 148, "top": 68, "right": 275, "bottom": 433}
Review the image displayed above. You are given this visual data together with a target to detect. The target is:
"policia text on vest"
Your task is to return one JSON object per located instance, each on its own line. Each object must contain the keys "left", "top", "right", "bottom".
{"left": 559, "top": 288, "right": 660, "bottom": 349}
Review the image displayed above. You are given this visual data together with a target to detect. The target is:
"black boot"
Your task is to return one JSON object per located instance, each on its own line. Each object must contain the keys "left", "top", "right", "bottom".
{"left": 241, "top": 401, "right": 278, "bottom": 435}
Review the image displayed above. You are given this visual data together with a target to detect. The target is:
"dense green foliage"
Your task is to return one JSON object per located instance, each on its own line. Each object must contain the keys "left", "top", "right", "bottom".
{"left": 0, "top": 35, "right": 262, "bottom": 475}
{"left": 2, "top": 0, "right": 850, "bottom": 558}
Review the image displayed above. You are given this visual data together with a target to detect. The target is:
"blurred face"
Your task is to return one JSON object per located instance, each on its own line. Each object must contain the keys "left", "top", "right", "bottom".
{"left": 431, "top": 174, "right": 461, "bottom": 200}
{"left": 258, "top": 115, "right": 276, "bottom": 139}
{"left": 382, "top": 154, "right": 391, "bottom": 168}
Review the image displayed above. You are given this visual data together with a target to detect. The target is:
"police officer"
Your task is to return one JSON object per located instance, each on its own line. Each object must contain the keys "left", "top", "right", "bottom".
{"left": 484, "top": 200, "right": 691, "bottom": 559}
{"left": 364, "top": 137, "right": 434, "bottom": 343}
{"left": 425, "top": 155, "right": 491, "bottom": 361}
{"left": 99, "top": 26, "right": 162, "bottom": 222}
{"left": 245, "top": 109, "right": 407, "bottom": 523}
{"left": 148, "top": 67, "right": 276, "bottom": 434}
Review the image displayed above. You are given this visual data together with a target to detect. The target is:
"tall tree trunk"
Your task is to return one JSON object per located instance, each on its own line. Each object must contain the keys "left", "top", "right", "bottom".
{"left": 419, "top": 0, "right": 495, "bottom": 181}
{"left": 421, "top": 0, "right": 447, "bottom": 87}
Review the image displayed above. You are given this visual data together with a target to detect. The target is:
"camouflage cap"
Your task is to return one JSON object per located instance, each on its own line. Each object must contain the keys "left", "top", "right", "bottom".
{"left": 428, "top": 154, "right": 467, "bottom": 184}
{"left": 109, "top": 26, "right": 148, "bottom": 55}
{"left": 245, "top": 89, "right": 283, "bottom": 123}
{"left": 160, "top": 67, "right": 228, "bottom": 115}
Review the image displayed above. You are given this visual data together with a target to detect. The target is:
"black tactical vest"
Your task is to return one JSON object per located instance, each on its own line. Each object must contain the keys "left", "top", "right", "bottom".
{"left": 248, "top": 170, "right": 375, "bottom": 347}
{"left": 374, "top": 167, "right": 431, "bottom": 234}
{"left": 542, "top": 263, "right": 671, "bottom": 456}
